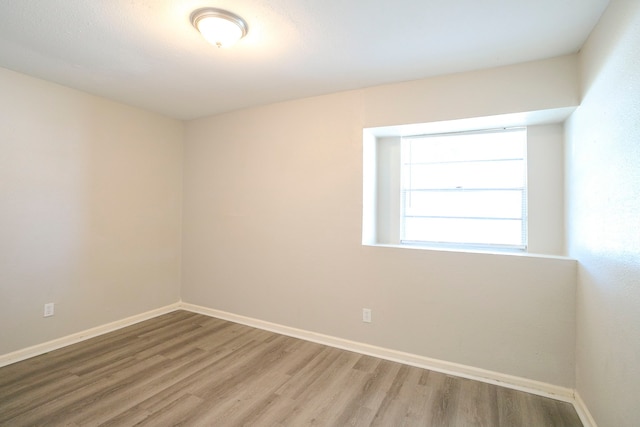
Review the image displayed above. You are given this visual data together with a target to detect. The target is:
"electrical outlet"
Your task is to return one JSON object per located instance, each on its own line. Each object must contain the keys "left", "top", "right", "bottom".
{"left": 44, "top": 303, "right": 54, "bottom": 317}
{"left": 362, "top": 308, "right": 372, "bottom": 323}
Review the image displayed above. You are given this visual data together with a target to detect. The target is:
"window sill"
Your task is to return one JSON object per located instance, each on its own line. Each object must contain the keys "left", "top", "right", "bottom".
{"left": 363, "top": 242, "right": 575, "bottom": 261}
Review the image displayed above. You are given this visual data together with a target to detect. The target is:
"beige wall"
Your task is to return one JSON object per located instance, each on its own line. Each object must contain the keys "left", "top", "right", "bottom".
{"left": 0, "top": 49, "right": 586, "bottom": 391}
{"left": 183, "top": 57, "right": 578, "bottom": 387}
{"left": 363, "top": 55, "right": 579, "bottom": 127}
{"left": 527, "top": 124, "right": 566, "bottom": 255}
{"left": 567, "top": 1, "right": 640, "bottom": 425}
{"left": 0, "top": 68, "right": 183, "bottom": 354}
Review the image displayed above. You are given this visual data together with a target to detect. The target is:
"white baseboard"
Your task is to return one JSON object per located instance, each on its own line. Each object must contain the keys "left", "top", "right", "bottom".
{"left": 0, "top": 302, "right": 181, "bottom": 368}
{"left": 1, "top": 301, "right": 595, "bottom": 426}
{"left": 179, "top": 302, "right": 575, "bottom": 402}
{"left": 574, "top": 392, "right": 598, "bottom": 427}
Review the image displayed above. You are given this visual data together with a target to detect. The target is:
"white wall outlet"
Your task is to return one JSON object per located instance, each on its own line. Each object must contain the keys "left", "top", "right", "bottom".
{"left": 44, "top": 303, "right": 54, "bottom": 317}
{"left": 362, "top": 308, "right": 372, "bottom": 323}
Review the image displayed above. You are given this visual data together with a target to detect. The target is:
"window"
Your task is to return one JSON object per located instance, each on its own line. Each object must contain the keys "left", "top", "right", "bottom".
{"left": 400, "top": 128, "right": 527, "bottom": 250}
{"left": 364, "top": 117, "right": 566, "bottom": 256}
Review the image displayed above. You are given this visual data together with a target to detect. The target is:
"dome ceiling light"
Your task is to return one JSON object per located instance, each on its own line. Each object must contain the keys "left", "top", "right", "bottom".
{"left": 190, "top": 8, "right": 248, "bottom": 48}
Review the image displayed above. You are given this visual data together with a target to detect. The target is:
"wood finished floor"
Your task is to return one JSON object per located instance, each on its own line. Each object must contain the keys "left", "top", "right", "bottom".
{"left": 0, "top": 310, "right": 582, "bottom": 426}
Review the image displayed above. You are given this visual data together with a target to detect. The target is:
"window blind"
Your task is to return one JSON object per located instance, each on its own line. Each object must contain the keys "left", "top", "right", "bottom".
{"left": 400, "top": 128, "right": 527, "bottom": 250}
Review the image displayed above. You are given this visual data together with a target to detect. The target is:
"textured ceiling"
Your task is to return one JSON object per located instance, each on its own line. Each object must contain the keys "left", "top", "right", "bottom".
{"left": 0, "top": 0, "right": 610, "bottom": 119}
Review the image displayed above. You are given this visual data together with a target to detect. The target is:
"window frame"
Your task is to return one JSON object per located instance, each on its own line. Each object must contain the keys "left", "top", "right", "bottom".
{"left": 398, "top": 127, "right": 528, "bottom": 252}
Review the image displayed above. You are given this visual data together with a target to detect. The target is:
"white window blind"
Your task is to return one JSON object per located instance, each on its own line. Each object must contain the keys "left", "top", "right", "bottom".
{"left": 400, "top": 128, "right": 527, "bottom": 250}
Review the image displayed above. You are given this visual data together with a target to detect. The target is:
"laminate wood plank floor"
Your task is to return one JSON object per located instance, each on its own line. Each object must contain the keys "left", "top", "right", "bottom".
{"left": 0, "top": 310, "right": 582, "bottom": 426}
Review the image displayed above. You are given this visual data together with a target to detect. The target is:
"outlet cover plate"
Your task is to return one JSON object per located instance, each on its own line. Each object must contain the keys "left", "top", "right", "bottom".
{"left": 44, "top": 303, "right": 54, "bottom": 317}
{"left": 362, "top": 308, "right": 372, "bottom": 323}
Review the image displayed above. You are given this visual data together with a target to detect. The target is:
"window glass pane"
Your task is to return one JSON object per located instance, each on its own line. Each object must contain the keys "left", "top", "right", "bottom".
{"left": 400, "top": 127, "right": 527, "bottom": 249}
{"left": 402, "top": 217, "right": 523, "bottom": 246}
{"left": 403, "top": 159, "right": 525, "bottom": 190}
{"left": 402, "top": 129, "right": 526, "bottom": 164}
{"left": 403, "top": 190, "right": 524, "bottom": 219}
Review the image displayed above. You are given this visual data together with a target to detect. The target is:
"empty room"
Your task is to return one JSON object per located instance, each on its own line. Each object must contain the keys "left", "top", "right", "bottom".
{"left": 1, "top": 1, "right": 638, "bottom": 426}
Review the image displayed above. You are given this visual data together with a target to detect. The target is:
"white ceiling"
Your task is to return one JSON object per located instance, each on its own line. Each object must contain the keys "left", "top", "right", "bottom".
{"left": 0, "top": 0, "right": 609, "bottom": 120}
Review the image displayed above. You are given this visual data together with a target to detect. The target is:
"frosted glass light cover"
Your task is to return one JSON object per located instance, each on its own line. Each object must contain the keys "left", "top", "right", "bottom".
{"left": 197, "top": 16, "right": 243, "bottom": 48}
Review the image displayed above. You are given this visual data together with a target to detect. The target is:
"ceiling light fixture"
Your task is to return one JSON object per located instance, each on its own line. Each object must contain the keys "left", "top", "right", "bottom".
{"left": 190, "top": 8, "right": 248, "bottom": 48}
